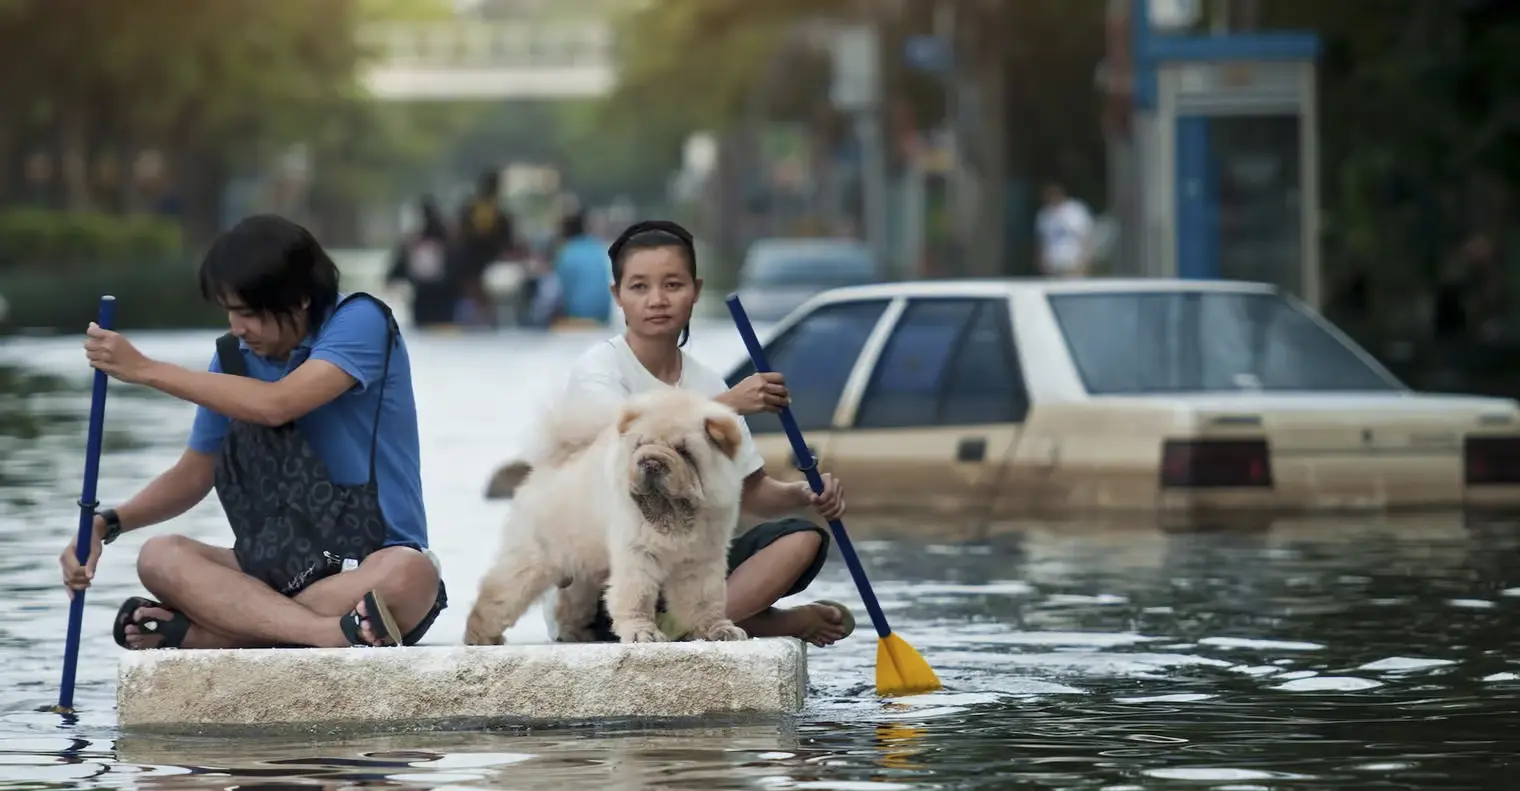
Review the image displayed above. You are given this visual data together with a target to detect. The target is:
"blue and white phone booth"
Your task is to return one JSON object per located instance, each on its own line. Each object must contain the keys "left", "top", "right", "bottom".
{"left": 1129, "top": 0, "right": 1322, "bottom": 306}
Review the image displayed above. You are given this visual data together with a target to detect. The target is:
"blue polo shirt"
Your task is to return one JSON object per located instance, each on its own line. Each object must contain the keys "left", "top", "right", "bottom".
{"left": 187, "top": 296, "right": 428, "bottom": 550}
{"left": 555, "top": 235, "right": 613, "bottom": 322}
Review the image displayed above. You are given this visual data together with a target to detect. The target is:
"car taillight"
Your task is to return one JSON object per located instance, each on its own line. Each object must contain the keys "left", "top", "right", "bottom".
{"left": 1464, "top": 436, "right": 1520, "bottom": 485}
{"left": 1160, "top": 439, "right": 1273, "bottom": 488}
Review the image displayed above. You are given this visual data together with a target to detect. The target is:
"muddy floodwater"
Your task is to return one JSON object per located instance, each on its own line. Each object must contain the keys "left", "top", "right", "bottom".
{"left": 2, "top": 323, "right": 1519, "bottom": 790}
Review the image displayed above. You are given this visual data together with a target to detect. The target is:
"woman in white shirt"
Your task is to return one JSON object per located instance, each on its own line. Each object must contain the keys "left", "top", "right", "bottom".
{"left": 550, "top": 220, "right": 854, "bottom": 648}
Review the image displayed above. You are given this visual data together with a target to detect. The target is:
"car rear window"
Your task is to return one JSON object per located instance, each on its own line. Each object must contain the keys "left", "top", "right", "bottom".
{"left": 1047, "top": 290, "right": 1404, "bottom": 394}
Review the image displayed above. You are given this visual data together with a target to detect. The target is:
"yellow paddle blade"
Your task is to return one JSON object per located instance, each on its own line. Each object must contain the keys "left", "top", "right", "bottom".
{"left": 875, "top": 632, "right": 942, "bottom": 697}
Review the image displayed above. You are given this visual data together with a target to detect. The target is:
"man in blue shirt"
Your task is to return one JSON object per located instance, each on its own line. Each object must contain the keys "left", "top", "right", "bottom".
{"left": 553, "top": 211, "right": 613, "bottom": 324}
{"left": 61, "top": 214, "right": 445, "bottom": 649}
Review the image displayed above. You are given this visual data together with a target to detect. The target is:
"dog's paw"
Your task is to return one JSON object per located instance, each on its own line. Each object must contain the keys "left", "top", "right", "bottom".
{"left": 618, "top": 623, "right": 670, "bottom": 643}
{"left": 463, "top": 628, "right": 505, "bottom": 646}
{"left": 695, "top": 622, "right": 748, "bottom": 642}
{"left": 463, "top": 612, "right": 505, "bottom": 646}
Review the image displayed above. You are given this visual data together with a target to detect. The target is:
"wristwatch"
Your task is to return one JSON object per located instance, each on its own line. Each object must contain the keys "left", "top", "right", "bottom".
{"left": 97, "top": 508, "right": 123, "bottom": 545}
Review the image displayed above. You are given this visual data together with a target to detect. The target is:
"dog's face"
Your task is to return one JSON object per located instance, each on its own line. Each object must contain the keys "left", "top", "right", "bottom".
{"left": 616, "top": 390, "right": 743, "bottom": 506}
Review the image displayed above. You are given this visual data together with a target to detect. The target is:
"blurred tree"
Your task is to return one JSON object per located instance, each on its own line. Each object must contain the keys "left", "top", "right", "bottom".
{"left": 360, "top": 0, "right": 456, "bottom": 21}
{"left": 590, "top": 0, "right": 852, "bottom": 272}
{"left": 0, "top": 0, "right": 467, "bottom": 245}
{"left": 594, "top": 0, "right": 1520, "bottom": 296}
{"left": 1261, "top": 0, "right": 1520, "bottom": 317}
{"left": 604, "top": 0, "right": 838, "bottom": 125}
{"left": 592, "top": 0, "right": 1108, "bottom": 276}
{"left": 0, "top": 1, "right": 362, "bottom": 231}
{"left": 554, "top": 98, "right": 689, "bottom": 206}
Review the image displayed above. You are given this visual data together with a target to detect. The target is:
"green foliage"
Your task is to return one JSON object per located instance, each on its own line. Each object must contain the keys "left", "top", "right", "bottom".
{"left": 0, "top": 210, "right": 181, "bottom": 270}
{"left": 0, "top": 0, "right": 467, "bottom": 226}
{"left": 600, "top": 0, "right": 851, "bottom": 132}
{"left": 316, "top": 101, "right": 491, "bottom": 206}
{"left": 1262, "top": 0, "right": 1520, "bottom": 289}
{"left": 553, "top": 100, "right": 686, "bottom": 203}
{"left": 0, "top": 1, "right": 365, "bottom": 148}
{"left": 0, "top": 256, "right": 217, "bottom": 333}
{"left": 359, "top": 0, "right": 456, "bottom": 22}
{"left": 442, "top": 100, "right": 678, "bottom": 208}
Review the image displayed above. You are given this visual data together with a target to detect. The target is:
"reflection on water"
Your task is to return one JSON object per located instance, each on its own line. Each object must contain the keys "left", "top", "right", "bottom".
{"left": 2, "top": 324, "right": 1520, "bottom": 789}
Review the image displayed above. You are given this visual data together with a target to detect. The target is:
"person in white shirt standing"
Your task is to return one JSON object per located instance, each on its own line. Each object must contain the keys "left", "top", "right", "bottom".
{"left": 542, "top": 220, "right": 856, "bottom": 648}
{"left": 1035, "top": 181, "right": 1095, "bottom": 278}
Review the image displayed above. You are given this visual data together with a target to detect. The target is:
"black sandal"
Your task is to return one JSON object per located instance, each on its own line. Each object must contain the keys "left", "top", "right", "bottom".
{"left": 340, "top": 590, "right": 402, "bottom": 647}
{"left": 114, "top": 596, "right": 191, "bottom": 649}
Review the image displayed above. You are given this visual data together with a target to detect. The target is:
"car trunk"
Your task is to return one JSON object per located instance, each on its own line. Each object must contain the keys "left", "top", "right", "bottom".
{"left": 1176, "top": 393, "right": 1520, "bottom": 508}
{"left": 1178, "top": 393, "right": 1509, "bottom": 453}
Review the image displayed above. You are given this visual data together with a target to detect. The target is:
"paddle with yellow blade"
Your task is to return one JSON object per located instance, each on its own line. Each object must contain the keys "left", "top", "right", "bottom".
{"left": 726, "top": 294, "right": 942, "bottom": 697}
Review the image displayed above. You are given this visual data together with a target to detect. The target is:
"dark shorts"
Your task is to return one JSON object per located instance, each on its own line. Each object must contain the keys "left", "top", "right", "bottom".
{"left": 263, "top": 546, "right": 449, "bottom": 648}
{"left": 580, "top": 517, "right": 830, "bottom": 642}
{"left": 399, "top": 579, "right": 449, "bottom": 646}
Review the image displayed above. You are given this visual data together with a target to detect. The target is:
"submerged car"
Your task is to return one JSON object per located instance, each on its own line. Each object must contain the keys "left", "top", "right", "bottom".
{"left": 725, "top": 278, "right": 1520, "bottom": 520}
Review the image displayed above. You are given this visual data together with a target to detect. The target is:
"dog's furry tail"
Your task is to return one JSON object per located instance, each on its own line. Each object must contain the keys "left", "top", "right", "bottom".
{"left": 535, "top": 397, "right": 620, "bottom": 467}
{"left": 484, "top": 460, "right": 532, "bottom": 500}
{"left": 483, "top": 398, "right": 620, "bottom": 500}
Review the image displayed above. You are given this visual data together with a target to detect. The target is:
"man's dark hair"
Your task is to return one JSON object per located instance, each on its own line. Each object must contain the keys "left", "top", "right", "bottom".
{"left": 198, "top": 214, "right": 341, "bottom": 332}
{"left": 560, "top": 211, "right": 587, "bottom": 240}
{"left": 608, "top": 220, "right": 698, "bottom": 347}
{"left": 477, "top": 169, "right": 500, "bottom": 198}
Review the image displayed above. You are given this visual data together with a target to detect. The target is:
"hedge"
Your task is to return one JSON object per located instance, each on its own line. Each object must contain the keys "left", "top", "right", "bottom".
{"left": 0, "top": 209, "right": 221, "bottom": 332}
{"left": 0, "top": 209, "right": 181, "bottom": 270}
{"left": 0, "top": 256, "right": 222, "bottom": 332}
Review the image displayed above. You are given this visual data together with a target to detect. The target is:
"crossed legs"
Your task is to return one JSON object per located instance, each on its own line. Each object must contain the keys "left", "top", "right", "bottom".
{"left": 120, "top": 534, "right": 440, "bottom": 649}
{"left": 726, "top": 529, "right": 851, "bottom": 647}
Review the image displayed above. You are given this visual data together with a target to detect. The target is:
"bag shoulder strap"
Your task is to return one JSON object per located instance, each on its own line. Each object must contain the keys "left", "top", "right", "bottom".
{"left": 333, "top": 292, "right": 399, "bottom": 483}
{"left": 215, "top": 333, "right": 248, "bottom": 378}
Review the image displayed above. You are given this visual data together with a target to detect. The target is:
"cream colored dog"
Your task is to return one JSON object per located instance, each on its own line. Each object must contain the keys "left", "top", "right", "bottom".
{"left": 463, "top": 388, "right": 749, "bottom": 645}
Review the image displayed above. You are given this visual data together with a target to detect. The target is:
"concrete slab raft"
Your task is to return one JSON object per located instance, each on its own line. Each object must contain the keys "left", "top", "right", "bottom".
{"left": 117, "top": 638, "right": 807, "bottom": 733}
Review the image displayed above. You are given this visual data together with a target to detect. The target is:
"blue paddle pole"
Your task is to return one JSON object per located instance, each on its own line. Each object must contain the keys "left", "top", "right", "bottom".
{"left": 724, "top": 294, "right": 893, "bottom": 637}
{"left": 726, "top": 295, "right": 942, "bottom": 695}
{"left": 54, "top": 295, "right": 116, "bottom": 714}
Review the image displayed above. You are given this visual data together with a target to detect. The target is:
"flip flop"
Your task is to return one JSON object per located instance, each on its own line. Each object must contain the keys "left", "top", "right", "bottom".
{"left": 340, "top": 590, "right": 402, "bottom": 647}
{"left": 114, "top": 596, "right": 191, "bottom": 649}
{"left": 813, "top": 600, "right": 857, "bottom": 640}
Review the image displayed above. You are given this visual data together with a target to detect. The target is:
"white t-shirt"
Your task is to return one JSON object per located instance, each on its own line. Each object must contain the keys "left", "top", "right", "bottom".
{"left": 563, "top": 334, "right": 766, "bottom": 480}
{"left": 1036, "top": 199, "right": 1094, "bottom": 273}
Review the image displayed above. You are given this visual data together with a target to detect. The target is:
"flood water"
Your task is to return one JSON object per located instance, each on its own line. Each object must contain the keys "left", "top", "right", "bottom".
{"left": 2, "top": 320, "right": 1520, "bottom": 790}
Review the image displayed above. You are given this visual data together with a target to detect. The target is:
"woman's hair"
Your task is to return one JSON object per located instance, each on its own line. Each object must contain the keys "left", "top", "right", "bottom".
{"left": 608, "top": 220, "right": 698, "bottom": 346}
{"left": 198, "top": 214, "right": 340, "bottom": 333}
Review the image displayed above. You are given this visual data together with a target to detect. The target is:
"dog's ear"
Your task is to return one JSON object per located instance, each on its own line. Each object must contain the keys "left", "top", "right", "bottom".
{"left": 705, "top": 414, "right": 743, "bottom": 460}
{"left": 618, "top": 404, "right": 642, "bottom": 435}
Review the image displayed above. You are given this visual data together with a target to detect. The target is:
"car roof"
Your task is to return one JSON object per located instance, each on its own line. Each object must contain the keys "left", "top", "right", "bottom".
{"left": 808, "top": 277, "right": 1279, "bottom": 303}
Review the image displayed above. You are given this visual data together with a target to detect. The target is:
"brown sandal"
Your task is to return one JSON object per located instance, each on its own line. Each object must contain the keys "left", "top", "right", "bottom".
{"left": 339, "top": 590, "right": 402, "bottom": 647}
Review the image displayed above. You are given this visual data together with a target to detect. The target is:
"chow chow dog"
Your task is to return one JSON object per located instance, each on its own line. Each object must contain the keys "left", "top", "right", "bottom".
{"left": 464, "top": 388, "right": 748, "bottom": 645}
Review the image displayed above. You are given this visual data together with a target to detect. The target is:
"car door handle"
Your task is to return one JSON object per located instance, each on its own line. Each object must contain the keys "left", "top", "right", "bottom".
{"left": 957, "top": 437, "right": 987, "bottom": 463}
{"left": 791, "top": 445, "right": 821, "bottom": 468}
